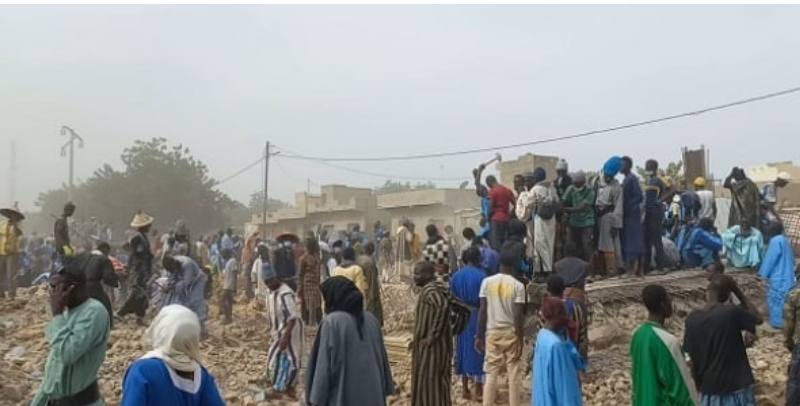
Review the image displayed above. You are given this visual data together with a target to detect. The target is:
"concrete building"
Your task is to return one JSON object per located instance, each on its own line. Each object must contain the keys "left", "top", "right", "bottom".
{"left": 748, "top": 162, "right": 800, "bottom": 207}
{"left": 250, "top": 185, "right": 390, "bottom": 238}
{"left": 377, "top": 188, "right": 480, "bottom": 235}
{"left": 497, "top": 153, "right": 560, "bottom": 187}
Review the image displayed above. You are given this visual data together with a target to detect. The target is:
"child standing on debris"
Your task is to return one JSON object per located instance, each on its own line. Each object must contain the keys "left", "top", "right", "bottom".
{"left": 220, "top": 248, "right": 238, "bottom": 325}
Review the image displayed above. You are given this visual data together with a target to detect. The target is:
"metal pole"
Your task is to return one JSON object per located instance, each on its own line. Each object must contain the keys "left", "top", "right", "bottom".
{"left": 9, "top": 140, "right": 16, "bottom": 203}
{"left": 262, "top": 141, "right": 270, "bottom": 238}
{"left": 60, "top": 126, "right": 83, "bottom": 202}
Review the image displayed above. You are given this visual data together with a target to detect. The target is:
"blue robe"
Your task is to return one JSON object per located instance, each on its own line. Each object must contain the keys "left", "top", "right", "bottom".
{"left": 160, "top": 256, "right": 208, "bottom": 332}
{"left": 532, "top": 328, "right": 585, "bottom": 406}
{"left": 722, "top": 226, "right": 763, "bottom": 268}
{"left": 621, "top": 173, "right": 646, "bottom": 262}
{"left": 450, "top": 265, "right": 486, "bottom": 378}
{"left": 758, "top": 234, "right": 796, "bottom": 328}
{"left": 120, "top": 358, "right": 225, "bottom": 406}
{"left": 680, "top": 228, "right": 722, "bottom": 268}
{"left": 480, "top": 197, "right": 491, "bottom": 238}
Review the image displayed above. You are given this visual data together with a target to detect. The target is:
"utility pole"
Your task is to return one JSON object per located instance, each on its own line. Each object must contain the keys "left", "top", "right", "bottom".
{"left": 262, "top": 141, "right": 270, "bottom": 237}
{"left": 60, "top": 126, "right": 84, "bottom": 201}
{"left": 9, "top": 140, "right": 16, "bottom": 204}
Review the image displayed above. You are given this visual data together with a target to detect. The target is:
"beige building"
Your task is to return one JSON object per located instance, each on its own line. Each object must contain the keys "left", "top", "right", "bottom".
{"left": 250, "top": 185, "right": 390, "bottom": 238}
{"left": 497, "top": 153, "right": 560, "bottom": 187}
{"left": 377, "top": 188, "right": 480, "bottom": 235}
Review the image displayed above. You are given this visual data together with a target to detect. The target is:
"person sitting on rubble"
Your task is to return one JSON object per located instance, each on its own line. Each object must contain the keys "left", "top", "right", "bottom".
{"left": 722, "top": 219, "right": 764, "bottom": 270}
{"left": 680, "top": 218, "right": 723, "bottom": 273}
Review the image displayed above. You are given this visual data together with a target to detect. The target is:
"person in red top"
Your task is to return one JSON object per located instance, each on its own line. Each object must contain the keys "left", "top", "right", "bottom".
{"left": 486, "top": 175, "right": 515, "bottom": 250}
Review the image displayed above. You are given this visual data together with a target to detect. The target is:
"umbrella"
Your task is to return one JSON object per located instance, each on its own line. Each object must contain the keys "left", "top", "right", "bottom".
{"left": 0, "top": 205, "right": 24, "bottom": 221}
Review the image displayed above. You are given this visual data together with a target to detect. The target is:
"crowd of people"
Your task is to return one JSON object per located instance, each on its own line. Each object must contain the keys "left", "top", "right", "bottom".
{"left": 0, "top": 154, "right": 798, "bottom": 406}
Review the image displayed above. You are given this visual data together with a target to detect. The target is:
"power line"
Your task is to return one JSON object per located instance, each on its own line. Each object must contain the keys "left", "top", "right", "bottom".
{"left": 273, "top": 148, "right": 466, "bottom": 182}
{"left": 217, "top": 156, "right": 265, "bottom": 185}
{"left": 277, "top": 86, "right": 800, "bottom": 162}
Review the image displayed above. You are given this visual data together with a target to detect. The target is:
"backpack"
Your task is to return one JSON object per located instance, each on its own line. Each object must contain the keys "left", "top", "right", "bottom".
{"left": 535, "top": 187, "right": 557, "bottom": 221}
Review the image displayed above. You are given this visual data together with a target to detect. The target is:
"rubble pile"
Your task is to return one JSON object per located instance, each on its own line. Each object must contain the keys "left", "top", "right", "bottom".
{"left": 0, "top": 276, "right": 790, "bottom": 406}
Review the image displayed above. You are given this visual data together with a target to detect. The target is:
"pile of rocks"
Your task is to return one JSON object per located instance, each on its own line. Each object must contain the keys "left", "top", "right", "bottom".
{"left": 0, "top": 274, "right": 791, "bottom": 406}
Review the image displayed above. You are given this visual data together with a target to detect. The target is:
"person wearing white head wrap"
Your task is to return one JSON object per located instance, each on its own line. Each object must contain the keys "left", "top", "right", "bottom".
{"left": 119, "top": 304, "right": 225, "bottom": 406}
{"left": 762, "top": 171, "right": 793, "bottom": 225}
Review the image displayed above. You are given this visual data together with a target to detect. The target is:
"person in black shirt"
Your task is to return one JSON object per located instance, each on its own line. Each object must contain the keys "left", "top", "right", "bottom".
{"left": 684, "top": 274, "right": 763, "bottom": 405}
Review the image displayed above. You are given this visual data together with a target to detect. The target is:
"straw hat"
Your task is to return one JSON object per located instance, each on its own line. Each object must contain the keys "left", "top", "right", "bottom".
{"left": 130, "top": 211, "right": 154, "bottom": 228}
{"left": 0, "top": 202, "right": 24, "bottom": 221}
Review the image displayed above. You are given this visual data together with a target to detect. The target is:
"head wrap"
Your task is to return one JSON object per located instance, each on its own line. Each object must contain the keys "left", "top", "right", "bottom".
{"left": 143, "top": 304, "right": 202, "bottom": 372}
{"left": 603, "top": 156, "right": 623, "bottom": 177}
{"left": 556, "top": 159, "right": 568, "bottom": 171}
{"left": 259, "top": 261, "right": 277, "bottom": 281}
{"left": 572, "top": 170, "right": 587, "bottom": 184}
{"left": 532, "top": 167, "right": 547, "bottom": 183}
{"left": 778, "top": 172, "right": 792, "bottom": 181}
{"left": 555, "top": 257, "right": 588, "bottom": 289}
{"left": 320, "top": 276, "right": 365, "bottom": 338}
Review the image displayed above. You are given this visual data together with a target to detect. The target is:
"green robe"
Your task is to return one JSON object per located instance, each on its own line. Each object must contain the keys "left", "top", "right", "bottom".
{"left": 630, "top": 321, "right": 699, "bottom": 406}
{"left": 31, "top": 298, "right": 110, "bottom": 406}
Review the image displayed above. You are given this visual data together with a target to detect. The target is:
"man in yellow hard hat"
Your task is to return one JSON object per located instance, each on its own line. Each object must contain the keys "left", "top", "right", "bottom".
{"left": 694, "top": 177, "right": 717, "bottom": 221}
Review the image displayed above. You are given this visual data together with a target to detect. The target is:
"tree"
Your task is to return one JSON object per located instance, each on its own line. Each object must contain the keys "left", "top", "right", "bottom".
{"left": 35, "top": 137, "right": 237, "bottom": 237}
{"left": 636, "top": 160, "right": 685, "bottom": 189}
{"left": 247, "top": 191, "right": 289, "bottom": 213}
{"left": 374, "top": 180, "right": 436, "bottom": 194}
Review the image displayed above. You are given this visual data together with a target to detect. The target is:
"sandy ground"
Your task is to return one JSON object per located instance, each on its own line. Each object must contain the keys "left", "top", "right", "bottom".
{"left": 0, "top": 279, "right": 790, "bottom": 406}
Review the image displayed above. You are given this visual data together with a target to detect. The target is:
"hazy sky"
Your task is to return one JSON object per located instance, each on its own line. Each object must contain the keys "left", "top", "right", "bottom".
{"left": 2, "top": 5, "right": 799, "bottom": 211}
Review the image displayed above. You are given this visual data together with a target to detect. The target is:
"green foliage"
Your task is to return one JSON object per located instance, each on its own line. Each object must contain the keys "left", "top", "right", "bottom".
{"left": 636, "top": 160, "right": 685, "bottom": 188}
{"left": 247, "top": 191, "right": 289, "bottom": 213}
{"left": 375, "top": 180, "right": 436, "bottom": 193}
{"left": 35, "top": 137, "right": 237, "bottom": 236}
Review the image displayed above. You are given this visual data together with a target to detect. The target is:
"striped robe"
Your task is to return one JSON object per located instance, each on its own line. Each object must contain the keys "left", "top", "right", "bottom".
{"left": 411, "top": 282, "right": 453, "bottom": 406}
{"left": 267, "top": 283, "right": 304, "bottom": 391}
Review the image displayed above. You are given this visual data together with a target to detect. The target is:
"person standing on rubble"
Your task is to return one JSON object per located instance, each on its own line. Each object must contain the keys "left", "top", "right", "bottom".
{"left": 630, "top": 284, "right": 699, "bottom": 406}
{"left": 0, "top": 204, "right": 23, "bottom": 300}
{"left": 410, "top": 261, "right": 453, "bottom": 406}
{"left": 724, "top": 167, "right": 760, "bottom": 229}
{"left": 595, "top": 157, "right": 624, "bottom": 278}
{"left": 451, "top": 247, "right": 487, "bottom": 401}
{"left": 298, "top": 237, "right": 323, "bottom": 325}
{"left": 528, "top": 167, "right": 559, "bottom": 275}
{"left": 643, "top": 160, "right": 669, "bottom": 274}
{"left": 532, "top": 296, "right": 586, "bottom": 406}
{"left": 561, "top": 171, "right": 596, "bottom": 262}
{"left": 54, "top": 202, "right": 76, "bottom": 263}
{"left": 486, "top": 175, "right": 515, "bottom": 251}
{"left": 476, "top": 249, "right": 525, "bottom": 406}
{"left": 31, "top": 262, "right": 110, "bottom": 406}
{"left": 620, "top": 157, "right": 646, "bottom": 276}
{"left": 357, "top": 242, "right": 384, "bottom": 326}
{"left": 684, "top": 274, "right": 762, "bottom": 406}
{"left": 118, "top": 211, "right": 155, "bottom": 326}
{"left": 554, "top": 159, "right": 573, "bottom": 263}
{"left": 761, "top": 171, "right": 791, "bottom": 226}
{"left": 759, "top": 221, "right": 797, "bottom": 329}
{"left": 304, "top": 276, "right": 393, "bottom": 406}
